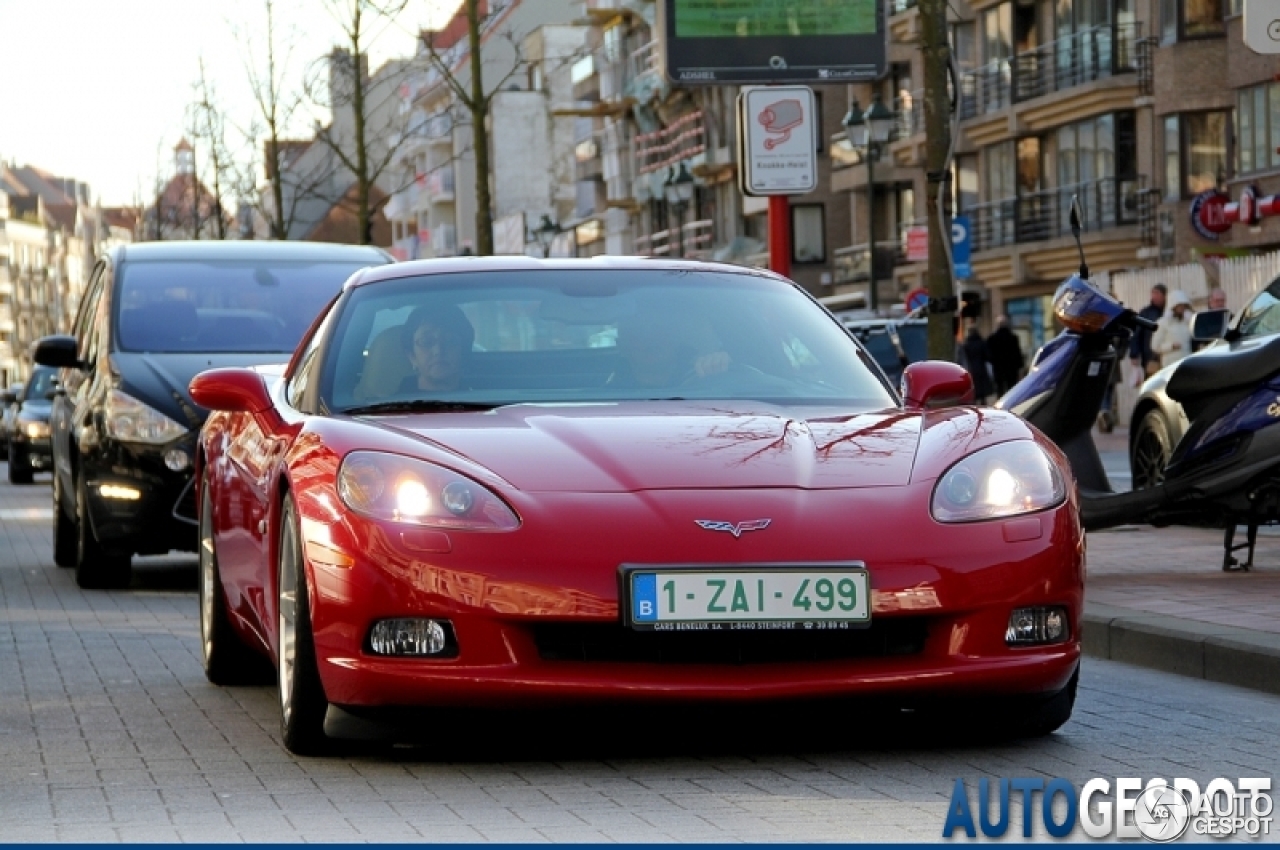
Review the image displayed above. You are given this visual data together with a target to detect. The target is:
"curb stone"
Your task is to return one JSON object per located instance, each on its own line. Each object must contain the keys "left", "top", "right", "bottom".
{"left": 1083, "top": 601, "right": 1280, "bottom": 695}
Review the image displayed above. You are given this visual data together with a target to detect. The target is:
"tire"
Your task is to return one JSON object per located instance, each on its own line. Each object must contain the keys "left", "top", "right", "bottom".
{"left": 200, "top": 480, "right": 271, "bottom": 686}
{"left": 52, "top": 473, "right": 76, "bottom": 568}
{"left": 1131, "top": 409, "right": 1172, "bottom": 490}
{"left": 7, "top": 448, "right": 33, "bottom": 485}
{"left": 74, "top": 473, "right": 132, "bottom": 590}
{"left": 277, "top": 494, "right": 331, "bottom": 756}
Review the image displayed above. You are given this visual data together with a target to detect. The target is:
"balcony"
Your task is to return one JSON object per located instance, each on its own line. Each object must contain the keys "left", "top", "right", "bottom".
{"left": 962, "top": 175, "right": 1147, "bottom": 252}
{"left": 633, "top": 229, "right": 675, "bottom": 257}
{"left": 682, "top": 219, "right": 715, "bottom": 259}
{"left": 960, "top": 23, "right": 1142, "bottom": 120}
{"left": 634, "top": 110, "right": 707, "bottom": 176}
{"left": 833, "top": 242, "right": 901, "bottom": 284}
{"left": 1011, "top": 23, "right": 1141, "bottom": 102}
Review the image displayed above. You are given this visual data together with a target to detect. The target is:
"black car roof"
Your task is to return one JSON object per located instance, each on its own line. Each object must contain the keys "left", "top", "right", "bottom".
{"left": 113, "top": 241, "right": 392, "bottom": 264}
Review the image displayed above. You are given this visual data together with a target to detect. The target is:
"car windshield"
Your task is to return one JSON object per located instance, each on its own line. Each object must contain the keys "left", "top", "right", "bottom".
{"left": 1235, "top": 275, "right": 1280, "bottom": 340}
{"left": 116, "top": 260, "right": 375, "bottom": 353}
{"left": 24, "top": 368, "right": 56, "bottom": 399}
{"left": 321, "top": 269, "right": 894, "bottom": 411}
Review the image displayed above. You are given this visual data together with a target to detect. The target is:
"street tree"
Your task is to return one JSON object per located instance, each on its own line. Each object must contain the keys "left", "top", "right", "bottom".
{"left": 187, "top": 57, "right": 232, "bottom": 240}
{"left": 919, "top": 0, "right": 958, "bottom": 360}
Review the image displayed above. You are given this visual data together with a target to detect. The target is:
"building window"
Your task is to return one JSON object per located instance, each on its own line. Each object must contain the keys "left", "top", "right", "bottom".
{"left": 952, "top": 154, "right": 980, "bottom": 214}
{"left": 1163, "top": 0, "right": 1225, "bottom": 40}
{"left": 1237, "top": 83, "right": 1280, "bottom": 175}
{"left": 1182, "top": 111, "right": 1230, "bottom": 196}
{"left": 1164, "top": 116, "right": 1181, "bottom": 200}
{"left": 791, "top": 205, "right": 826, "bottom": 264}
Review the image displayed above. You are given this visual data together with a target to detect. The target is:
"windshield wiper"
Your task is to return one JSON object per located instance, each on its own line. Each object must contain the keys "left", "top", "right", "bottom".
{"left": 342, "top": 400, "right": 502, "bottom": 416}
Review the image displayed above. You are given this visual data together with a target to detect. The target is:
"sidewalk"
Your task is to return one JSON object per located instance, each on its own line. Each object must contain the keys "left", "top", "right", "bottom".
{"left": 1082, "top": 427, "right": 1280, "bottom": 694}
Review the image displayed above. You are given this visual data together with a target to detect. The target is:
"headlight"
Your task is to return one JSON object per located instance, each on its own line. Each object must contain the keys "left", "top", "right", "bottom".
{"left": 21, "top": 420, "right": 49, "bottom": 439}
{"left": 104, "top": 389, "right": 188, "bottom": 445}
{"left": 337, "top": 451, "right": 520, "bottom": 532}
{"left": 931, "top": 441, "right": 1066, "bottom": 523}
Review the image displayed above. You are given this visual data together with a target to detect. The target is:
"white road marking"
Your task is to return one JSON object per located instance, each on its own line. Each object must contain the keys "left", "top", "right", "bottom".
{"left": 0, "top": 508, "right": 54, "bottom": 521}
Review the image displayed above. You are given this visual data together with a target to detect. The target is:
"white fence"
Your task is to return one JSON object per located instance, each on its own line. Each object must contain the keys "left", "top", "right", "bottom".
{"left": 1103, "top": 250, "right": 1280, "bottom": 426}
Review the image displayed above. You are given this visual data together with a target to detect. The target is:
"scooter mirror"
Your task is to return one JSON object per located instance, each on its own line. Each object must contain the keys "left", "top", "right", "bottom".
{"left": 1191, "top": 308, "right": 1231, "bottom": 343}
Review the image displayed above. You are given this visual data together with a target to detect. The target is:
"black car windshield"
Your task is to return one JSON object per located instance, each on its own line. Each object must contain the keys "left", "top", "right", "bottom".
{"left": 322, "top": 269, "right": 894, "bottom": 411}
{"left": 116, "top": 260, "right": 374, "bottom": 353}
{"left": 24, "top": 367, "right": 57, "bottom": 400}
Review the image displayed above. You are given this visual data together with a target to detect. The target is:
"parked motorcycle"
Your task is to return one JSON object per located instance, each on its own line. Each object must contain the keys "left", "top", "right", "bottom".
{"left": 998, "top": 203, "right": 1279, "bottom": 571}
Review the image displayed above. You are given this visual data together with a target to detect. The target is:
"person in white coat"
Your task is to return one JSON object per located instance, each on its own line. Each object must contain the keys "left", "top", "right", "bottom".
{"left": 1152, "top": 290, "right": 1195, "bottom": 366}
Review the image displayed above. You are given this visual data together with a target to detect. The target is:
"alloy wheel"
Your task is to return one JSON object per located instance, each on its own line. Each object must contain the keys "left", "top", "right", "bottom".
{"left": 278, "top": 516, "right": 299, "bottom": 724}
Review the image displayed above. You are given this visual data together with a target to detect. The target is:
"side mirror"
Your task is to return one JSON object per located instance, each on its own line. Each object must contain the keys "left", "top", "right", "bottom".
{"left": 32, "top": 335, "right": 82, "bottom": 370}
{"left": 1191, "top": 308, "right": 1230, "bottom": 343}
{"left": 901, "top": 361, "right": 975, "bottom": 409}
{"left": 189, "top": 368, "right": 273, "bottom": 414}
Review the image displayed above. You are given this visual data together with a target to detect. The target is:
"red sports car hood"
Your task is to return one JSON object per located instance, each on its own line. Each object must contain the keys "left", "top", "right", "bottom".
{"left": 372, "top": 402, "right": 924, "bottom": 493}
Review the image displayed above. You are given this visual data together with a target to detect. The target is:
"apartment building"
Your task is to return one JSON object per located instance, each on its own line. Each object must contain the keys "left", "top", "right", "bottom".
{"left": 565, "top": 0, "right": 851, "bottom": 293}
{"left": 384, "top": 0, "right": 580, "bottom": 260}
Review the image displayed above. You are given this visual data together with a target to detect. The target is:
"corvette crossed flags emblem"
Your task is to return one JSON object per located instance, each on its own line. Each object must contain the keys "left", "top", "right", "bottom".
{"left": 694, "top": 519, "right": 772, "bottom": 538}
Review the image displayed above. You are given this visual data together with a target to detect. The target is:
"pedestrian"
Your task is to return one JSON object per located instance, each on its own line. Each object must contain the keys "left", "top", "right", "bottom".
{"left": 1128, "top": 283, "right": 1166, "bottom": 385}
{"left": 985, "top": 315, "right": 1024, "bottom": 397}
{"left": 1152, "top": 290, "right": 1195, "bottom": 366}
{"left": 962, "top": 321, "right": 994, "bottom": 403}
{"left": 1208, "top": 287, "right": 1228, "bottom": 311}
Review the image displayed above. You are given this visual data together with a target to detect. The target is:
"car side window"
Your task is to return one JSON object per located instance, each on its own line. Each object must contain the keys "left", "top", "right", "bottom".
{"left": 1235, "top": 278, "right": 1280, "bottom": 341}
{"left": 82, "top": 264, "right": 113, "bottom": 371}
{"left": 287, "top": 304, "right": 337, "bottom": 412}
{"left": 73, "top": 264, "right": 105, "bottom": 351}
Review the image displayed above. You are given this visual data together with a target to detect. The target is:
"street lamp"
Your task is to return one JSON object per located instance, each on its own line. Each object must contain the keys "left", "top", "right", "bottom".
{"left": 664, "top": 162, "right": 695, "bottom": 257}
{"left": 532, "top": 214, "right": 559, "bottom": 258}
{"left": 843, "top": 93, "right": 897, "bottom": 312}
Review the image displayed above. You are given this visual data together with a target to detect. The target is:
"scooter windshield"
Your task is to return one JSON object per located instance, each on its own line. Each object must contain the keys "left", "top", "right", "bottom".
{"left": 1052, "top": 275, "right": 1127, "bottom": 334}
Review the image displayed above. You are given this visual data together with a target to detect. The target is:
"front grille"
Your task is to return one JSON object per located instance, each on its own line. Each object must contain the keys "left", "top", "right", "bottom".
{"left": 172, "top": 477, "right": 197, "bottom": 525}
{"left": 532, "top": 619, "right": 928, "bottom": 665}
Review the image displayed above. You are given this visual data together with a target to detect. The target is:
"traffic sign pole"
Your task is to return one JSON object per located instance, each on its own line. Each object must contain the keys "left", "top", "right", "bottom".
{"left": 769, "top": 195, "right": 791, "bottom": 278}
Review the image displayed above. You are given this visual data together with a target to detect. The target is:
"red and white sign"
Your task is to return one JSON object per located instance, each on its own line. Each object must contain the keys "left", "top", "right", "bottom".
{"left": 739, "top": 86, "right": 817, "bottom": 196}
{"left": 905, "top": 226, "right": 929, "bottom": 262}
{"left": 1189, "top": 190, "right": 1232, "bottom": 241}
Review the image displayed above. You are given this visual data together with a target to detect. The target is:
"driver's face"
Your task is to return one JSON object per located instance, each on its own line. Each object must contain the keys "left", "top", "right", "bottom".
{"left": 409, "top": 321, "right": 466, "bottom": 390}
{"left": 622, "top": 325, "right": 682, "bottom": 386}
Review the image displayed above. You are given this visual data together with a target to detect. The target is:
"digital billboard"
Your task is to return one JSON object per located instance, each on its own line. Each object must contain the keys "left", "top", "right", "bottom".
{"left": 661, "top": 0, "right": 886, "bottom": 84}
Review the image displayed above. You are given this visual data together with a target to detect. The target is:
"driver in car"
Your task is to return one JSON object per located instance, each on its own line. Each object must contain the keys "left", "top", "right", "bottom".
{"left": 400, "top": 304, "right": 475, "bottom": 393}
{"left": 610, "top": 310, "right": 731, "bottom": 388}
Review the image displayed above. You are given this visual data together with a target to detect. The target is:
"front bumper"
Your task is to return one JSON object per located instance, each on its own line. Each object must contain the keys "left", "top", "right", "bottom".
{"left": 10, "top": 435, "right": 52, "bottom": 467}
{"left": 297, "top": 484, "right": 1085, "bottom": 710}
{"left": 83, "top": 441, "right": 199, "bottom": 554}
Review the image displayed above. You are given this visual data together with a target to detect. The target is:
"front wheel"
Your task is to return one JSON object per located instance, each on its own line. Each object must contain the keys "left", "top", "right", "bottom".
{"left": 7, "top": 448, "right": 33, "bottom": 484}
{"left": 52, "top": 473, "right": 77, "bottom": 568}
{"left": 277, "top": 494, "right": 331, "bottom": 755}
{"left": 1131, "top": 410, "right": 1172, "bottom": 490}
{"left": 200, "top": 480, "right": 271, "bottom": 685}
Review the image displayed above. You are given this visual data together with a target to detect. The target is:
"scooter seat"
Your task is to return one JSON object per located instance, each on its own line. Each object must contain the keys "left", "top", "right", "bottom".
{"left": 1166, "top": 335, "right": 1280, "bottom": 403}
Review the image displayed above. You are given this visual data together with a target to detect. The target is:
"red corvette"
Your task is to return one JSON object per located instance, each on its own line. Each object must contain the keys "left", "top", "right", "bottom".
{"left": 190, "top": 257, "right": 1082, "bottom": 755}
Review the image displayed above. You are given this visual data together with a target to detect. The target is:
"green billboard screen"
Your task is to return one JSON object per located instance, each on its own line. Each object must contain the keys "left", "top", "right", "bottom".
{"left": 674, "top": 0, "right": 877, "bottom": 38}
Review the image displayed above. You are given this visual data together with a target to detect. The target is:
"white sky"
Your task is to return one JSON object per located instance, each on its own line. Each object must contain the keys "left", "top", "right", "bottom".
{"left": 0, "top": 0, "right": 457, "bottom": 206}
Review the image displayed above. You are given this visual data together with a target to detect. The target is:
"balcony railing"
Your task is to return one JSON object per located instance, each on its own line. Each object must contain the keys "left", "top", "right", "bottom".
{"left": 958, "top": 62, "right": 1012, "bottom": 118}
{"left": 682, "top": 219, "right": 715, "bottom": 259}
{"left": 634, "top": 228, "right": 675, "bottom": 257}
{"left": 1011, "top": 23, "right": 1141, "bottom": 102}
{"left": 893, "top": 90, "right": 923, "bottom": 138}
{"left": 961, "top": 175, "right": 1147, "bottom": 252}
{"left": 627, "top": 40, "right": 664, "bottom": 103}
{"left": 634, "top": 110, "right": 707, "bottom": 176}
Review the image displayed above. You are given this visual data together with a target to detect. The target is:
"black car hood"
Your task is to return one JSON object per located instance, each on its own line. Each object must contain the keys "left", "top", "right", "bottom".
{"left": 112, "top": 352, "right": 292, "bottom": 429}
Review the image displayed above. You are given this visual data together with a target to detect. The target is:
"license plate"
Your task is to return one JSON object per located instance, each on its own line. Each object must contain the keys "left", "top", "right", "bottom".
{"left": 624, "top": 566, "right": 870, "bottom": 630}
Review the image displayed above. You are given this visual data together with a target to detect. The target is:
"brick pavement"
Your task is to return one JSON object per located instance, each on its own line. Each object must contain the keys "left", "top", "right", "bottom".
{"left": 5, "top": 464, "right": 1280, "bottom": 841}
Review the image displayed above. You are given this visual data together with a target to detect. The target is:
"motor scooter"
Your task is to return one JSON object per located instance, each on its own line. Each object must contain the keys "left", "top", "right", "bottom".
{"left": 998, "top": 203, "right": 1280, "bottom": 571}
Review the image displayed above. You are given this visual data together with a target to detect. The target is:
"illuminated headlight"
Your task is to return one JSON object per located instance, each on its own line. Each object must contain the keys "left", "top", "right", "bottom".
{"left": 368, "top": 618, "right": 455, "bottom": 656}
{"left": 99, "top": 484, "right": 142, "bottom": 501}
{"left": 337, "top": 451, "right": 520, "bottom": 531}
{"left": 105, "top": 390, "right": 187, "bottom": 445}
{"left": 21, "top": 420, "right": 49, "bottom": 439}
{"left": 931, "top": 441, "right": 1066, "bottom": 523}
{"left": 1006, "top": 606, "right": 1069, "bottom": 645}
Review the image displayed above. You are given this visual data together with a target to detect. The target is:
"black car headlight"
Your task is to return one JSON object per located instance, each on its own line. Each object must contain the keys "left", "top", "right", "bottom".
{"left": 104, "top": 390, "right": 187, "bottom": 445}
{"left": 931, "top": 441, "right": 1066, "bottom": 523}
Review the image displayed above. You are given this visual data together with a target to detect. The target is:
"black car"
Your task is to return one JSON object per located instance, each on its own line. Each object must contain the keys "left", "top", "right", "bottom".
{"left": 843, "top": 318, "right": 928, "bottom": 389}
{"left": 4, "top": 367, "right": 58, "bottom": 483}
{"left": 33, "top": 241, "right": 391, "bottom": 589}
{"left": 1, "top": 382, "right": 23, "bottom": 460}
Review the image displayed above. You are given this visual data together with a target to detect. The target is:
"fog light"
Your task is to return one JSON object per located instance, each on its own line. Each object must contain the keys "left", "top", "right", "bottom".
{"left": 368, "top": 618, "right": 452, "bottom": 656}
{"left": 165, "top": 449, "right": 190, "bottom": 471}
{"left": 441, "top": 481, "right": 474, "bottom": 515}
{"left": 1005, "top": 606, "right": 1069, "bottom": 645}
{"left": 99, "top": 484, "right": 142, "bottom": 501}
